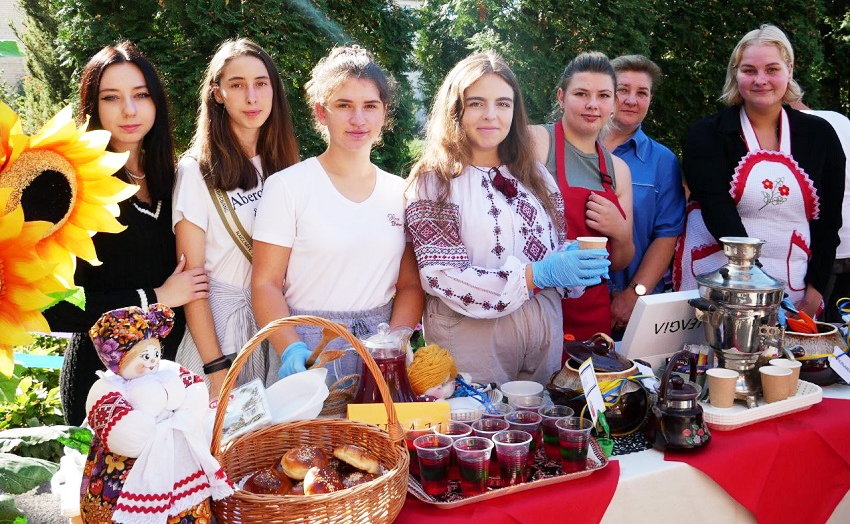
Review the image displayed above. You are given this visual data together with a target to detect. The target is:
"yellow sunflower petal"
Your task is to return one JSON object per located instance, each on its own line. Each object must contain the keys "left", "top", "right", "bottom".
{"left": 0, "top": 309, "right": 35, "bottom": 347}
{"left": 79, "top": 175, "right": 138, "bottom": 204}
{"left": 70, "top": 202, "right": 126, "bottom": 232}
{"left": 0, "top": 346, "right": 14, "bottom": 377}
{"left": 27, "top": 105, "right": 76, "bottom": 148}
{"left": 52, "top": 223, "right": 99, "bottom": 263}
{"left": 18, "top": 309, "right": 52, "bottom": 334}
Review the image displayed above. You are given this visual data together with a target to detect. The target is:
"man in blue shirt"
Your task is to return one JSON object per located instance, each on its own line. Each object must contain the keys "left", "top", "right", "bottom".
{"left": 601, "top": 55, "right": 686, "bottom": 337}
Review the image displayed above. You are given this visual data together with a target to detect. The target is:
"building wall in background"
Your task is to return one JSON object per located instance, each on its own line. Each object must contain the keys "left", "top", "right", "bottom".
{"left": 0, "top": 2, "right": 26, "bottom": 91}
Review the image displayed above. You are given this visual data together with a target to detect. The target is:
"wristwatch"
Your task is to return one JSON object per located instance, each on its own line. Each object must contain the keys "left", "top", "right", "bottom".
{"left": 629, "top": 280, "right": 647, "bottom": 296}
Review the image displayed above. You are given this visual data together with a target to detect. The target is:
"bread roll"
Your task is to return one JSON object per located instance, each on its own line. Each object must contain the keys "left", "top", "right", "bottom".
{"left": 280, "top": 445, "right": 328, "bottom": 480}
{"left": 289, "top": 482, "right": 305, "bottom": 496}
{"left": 333, "top": 444, "right": 381, "bottom": 475}
{"left": 342, "top": 470, "right": 378, "bottom": 489}
{"left": 303, "top": 466, "right": 343, "bottom": 495}
{"left": 243, "top": 467, "right": 293, "bottom": 495}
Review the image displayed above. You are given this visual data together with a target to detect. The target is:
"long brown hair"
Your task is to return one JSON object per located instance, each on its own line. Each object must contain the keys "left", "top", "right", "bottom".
{"left": 409, "top": 51, "right": 559, "bottom": 226}
{"left": 78, "top": 42, "right": 175, "bottom": 201}
{"left": 190, "top": 38, "right": 299, "bottom": 191}
{"left": 305, "top": 45, "right": 397, "bottom": 144}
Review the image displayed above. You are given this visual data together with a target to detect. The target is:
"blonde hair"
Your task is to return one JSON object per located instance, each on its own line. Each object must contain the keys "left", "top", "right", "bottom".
{"left": 409, "top": 51, "right": 560, "bottom": 228}
{"left": 720, "top": 24, "right": 802, "bottom": 106}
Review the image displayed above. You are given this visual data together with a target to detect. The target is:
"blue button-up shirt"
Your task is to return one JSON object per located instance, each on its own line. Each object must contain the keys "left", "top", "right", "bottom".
{"left": 610, "top": 126, "right": 686, "bottom": 294}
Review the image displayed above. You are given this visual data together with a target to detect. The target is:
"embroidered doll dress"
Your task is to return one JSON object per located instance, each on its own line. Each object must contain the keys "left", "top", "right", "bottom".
{"left": 676, "top": 108, "right": 817, "bottom": 303}
{"left": 406, "top": 164, "right": 566, "bottom": 386}
{"left": 81, "top": 362, "right": 233, "bottom": 524}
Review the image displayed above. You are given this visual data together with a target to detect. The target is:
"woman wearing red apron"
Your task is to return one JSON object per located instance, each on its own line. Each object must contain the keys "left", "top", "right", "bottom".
{"left": 531, "top": 52, "right": 635, "bottom": 342}
{"left": 675, "top": 24, "right": 845, "bottom": 317}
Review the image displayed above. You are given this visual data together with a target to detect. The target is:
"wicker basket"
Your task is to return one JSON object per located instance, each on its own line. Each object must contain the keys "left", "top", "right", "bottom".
{"left": 210, "top": 315, "right": 409, "bottom": 523}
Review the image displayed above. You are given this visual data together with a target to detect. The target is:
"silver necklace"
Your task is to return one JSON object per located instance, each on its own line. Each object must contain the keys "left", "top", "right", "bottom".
{"left": 125, "top": 167, "right": 146, "bottom": 180}
{"left": 133, "top": 200, "right": 161, "bottom": 219}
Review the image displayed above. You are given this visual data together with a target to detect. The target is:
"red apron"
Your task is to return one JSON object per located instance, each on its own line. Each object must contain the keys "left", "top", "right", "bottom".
{"left": 555, "top": 123, "right": 625, "bottom": 344}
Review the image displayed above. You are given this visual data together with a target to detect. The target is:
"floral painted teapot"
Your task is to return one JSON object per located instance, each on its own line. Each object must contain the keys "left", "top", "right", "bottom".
{"left": 644, "top": 350, "right": 711, "bottom": 451}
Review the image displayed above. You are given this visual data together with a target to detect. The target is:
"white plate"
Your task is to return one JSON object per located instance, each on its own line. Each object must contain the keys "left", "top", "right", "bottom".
{"left": 266, "top": 368, "right": 330, "bottom": 423}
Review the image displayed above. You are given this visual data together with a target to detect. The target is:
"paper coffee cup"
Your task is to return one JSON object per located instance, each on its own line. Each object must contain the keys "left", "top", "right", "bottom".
{"left": 760, "top": 365, "right": 792, "bottom": 404}
{"left": 576, "top": 236, "right": 608, "bottom": 250}
{"left": 769, "top": 358, "right": 802, "bottom": 397}
{"left": 706, "top": 368, "right": 739, "bottom": 408}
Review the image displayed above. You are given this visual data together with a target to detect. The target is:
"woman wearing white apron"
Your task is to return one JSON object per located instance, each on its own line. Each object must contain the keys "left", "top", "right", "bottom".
{"left": 674, "top": 24, "right": 845, "bottom": 317}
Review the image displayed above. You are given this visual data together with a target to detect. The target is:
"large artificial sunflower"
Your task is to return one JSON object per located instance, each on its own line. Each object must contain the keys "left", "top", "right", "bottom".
{"left": 0, "top": 188, "right": 65, "bottom": 375}
{"left": 0, "top": 103, "right": 136, "bottom": 285}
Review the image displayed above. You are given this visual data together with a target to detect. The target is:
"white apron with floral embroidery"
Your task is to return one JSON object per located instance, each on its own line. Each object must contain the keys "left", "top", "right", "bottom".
{"left": 676, "top": 108, "right": 818, "bottom": 304}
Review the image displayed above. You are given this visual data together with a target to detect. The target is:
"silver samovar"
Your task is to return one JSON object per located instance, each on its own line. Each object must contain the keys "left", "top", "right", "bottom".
{"left": 688, "top": 237, "right": 785, "bottom": 408}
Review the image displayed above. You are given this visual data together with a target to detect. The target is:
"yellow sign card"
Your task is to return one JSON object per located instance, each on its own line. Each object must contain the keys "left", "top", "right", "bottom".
{"left": 347, "top": 401, "right": 451, "bottom": 432}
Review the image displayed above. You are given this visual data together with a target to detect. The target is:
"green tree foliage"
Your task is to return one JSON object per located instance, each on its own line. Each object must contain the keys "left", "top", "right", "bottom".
{"left": 10, "top": 0, "right": 74, "bottom": 133}
{"left": 416, "top": 0, "right": 849, "bottom": 155}
{"left": 17, "top": 0, "right": 417, "bottom": 174}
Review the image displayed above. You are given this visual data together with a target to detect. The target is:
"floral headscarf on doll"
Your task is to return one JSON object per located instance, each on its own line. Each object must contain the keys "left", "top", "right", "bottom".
{"left": 89, "top": 303, "right": 174, "bottom": 374}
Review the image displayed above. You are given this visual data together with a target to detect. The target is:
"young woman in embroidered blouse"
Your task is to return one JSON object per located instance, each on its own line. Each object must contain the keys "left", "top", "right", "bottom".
{"left": 173, "top": 39, "right": 299, "bottom": 397}
{"left": 529, "top": 51, "right": 635, "bottom": 342}
{"left": 252, "top": 46, "right": 424, "bottom": 384}
{"left": 42, "top": 42, "right": 209, "bottom": 425}
{"left": 405, "top": 52, "right": 610, "bottom": 386}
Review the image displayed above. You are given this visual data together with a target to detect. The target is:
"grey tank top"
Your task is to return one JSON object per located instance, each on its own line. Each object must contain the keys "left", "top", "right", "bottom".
{"left": 543, "top": 123, "right": 616, "bottom": 191}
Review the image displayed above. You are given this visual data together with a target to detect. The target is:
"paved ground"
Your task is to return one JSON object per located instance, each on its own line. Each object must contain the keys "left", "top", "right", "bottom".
{"left": 9, "top": 482, "right": 66, "bottom": 524}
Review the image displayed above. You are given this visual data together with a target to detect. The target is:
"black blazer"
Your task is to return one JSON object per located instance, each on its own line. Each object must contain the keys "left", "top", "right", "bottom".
{"left": 683, "top": 105, "right": 846, "bottom": 295}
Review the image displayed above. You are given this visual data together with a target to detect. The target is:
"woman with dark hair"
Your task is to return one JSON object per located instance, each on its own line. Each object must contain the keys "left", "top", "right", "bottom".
{"left": 529, "top": 51, "right": 634, "bottom": 342}
{"left": 252, "top": 45, "right": 423, "bottom": 384}
{"left": 43, "top": 42, "right": 209, "bottom": 426}
{"left": 675, "top": 24, "right": 845, "bottom": 317}
{"left": 405, "top": 51, "right": 609, "bottom": 386}
{"left": 174, "top": 38, "right": 299, "bottom": 396}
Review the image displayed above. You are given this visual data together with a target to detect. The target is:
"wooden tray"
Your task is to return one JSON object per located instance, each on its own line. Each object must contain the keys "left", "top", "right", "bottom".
{"left": 407, "top": 438, "right": 609, "bottom": 509}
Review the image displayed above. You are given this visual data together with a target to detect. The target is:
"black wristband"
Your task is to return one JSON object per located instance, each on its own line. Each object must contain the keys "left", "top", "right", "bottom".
{"left": 203, "top": 356, "right": 232, "bottom": 375}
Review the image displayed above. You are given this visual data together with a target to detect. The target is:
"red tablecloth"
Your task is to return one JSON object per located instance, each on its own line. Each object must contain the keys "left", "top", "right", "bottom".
{"left": 665, "top": 397, "right": 850, "bottom": 524}
{"left": 397, "top": 459, "right": 620, "bottom": 523}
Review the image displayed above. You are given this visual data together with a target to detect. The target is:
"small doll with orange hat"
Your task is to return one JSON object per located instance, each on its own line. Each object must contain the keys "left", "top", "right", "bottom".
{"left": 81, "top": 303, "right": 233, "bottom": 524}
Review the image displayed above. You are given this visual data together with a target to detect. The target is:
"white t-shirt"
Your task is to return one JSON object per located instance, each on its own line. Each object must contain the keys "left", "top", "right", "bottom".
{"left": 804, "top": 110, "right": 850, "bottom": 259}
{"left": 172, "top": 156, "right": 263, "bottom": 288}
{"left": 253, "top": 156, "right": 407, "bottom": 312}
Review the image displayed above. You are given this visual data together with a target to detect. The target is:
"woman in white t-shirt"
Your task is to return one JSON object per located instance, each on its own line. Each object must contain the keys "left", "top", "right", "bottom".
{"left": 252, "top": 46, "right": 424, "bottom": 383}
{"left": 173, "top": 39, "right": 299, "bottom": 397}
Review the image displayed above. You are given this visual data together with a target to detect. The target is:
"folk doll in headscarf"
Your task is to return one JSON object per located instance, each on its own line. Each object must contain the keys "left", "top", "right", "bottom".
{"left": 81, "top": 303, "right": 233, "bottom": 524}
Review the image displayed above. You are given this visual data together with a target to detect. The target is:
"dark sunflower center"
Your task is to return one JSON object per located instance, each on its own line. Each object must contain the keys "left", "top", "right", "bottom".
{"left": 20, "top": 169, "right": 72, "bottom": 225}
{"left": 0, "top": 149, "right": 78, "bottom": 238}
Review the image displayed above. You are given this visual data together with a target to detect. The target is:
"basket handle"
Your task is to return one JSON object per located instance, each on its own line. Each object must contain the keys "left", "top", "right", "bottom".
{"left": 209, "top": 315, "right": 405, "bottom": 454}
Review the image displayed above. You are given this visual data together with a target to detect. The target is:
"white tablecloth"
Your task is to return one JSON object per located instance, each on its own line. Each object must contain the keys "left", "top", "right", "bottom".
{"left": 601, "top": 384, "right": 850, "bottom": 523}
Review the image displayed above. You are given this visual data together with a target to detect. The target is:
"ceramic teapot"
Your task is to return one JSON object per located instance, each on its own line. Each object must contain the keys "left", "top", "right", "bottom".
{"left": 644, "top": 350, "right": 711, "bottom": 451}
{"left": 548, "top": 333, "right": 650, "bottom": 436}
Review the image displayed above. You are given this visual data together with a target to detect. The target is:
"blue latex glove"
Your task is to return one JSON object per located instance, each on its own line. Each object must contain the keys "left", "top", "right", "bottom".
{"left": 278, "top": 341, "right": 311, "bottom": 379}
{"left": 777, "top": 306, "right": 787, "bottom": 328}
{"left": 531, "top": 242, "right": 611, "bottom": 288}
